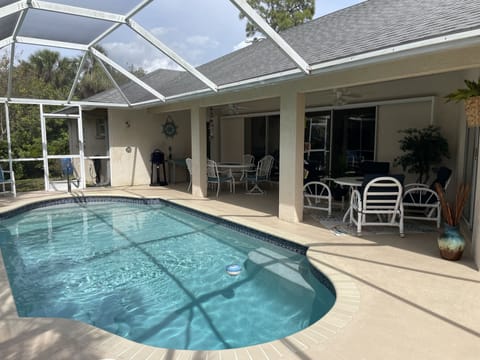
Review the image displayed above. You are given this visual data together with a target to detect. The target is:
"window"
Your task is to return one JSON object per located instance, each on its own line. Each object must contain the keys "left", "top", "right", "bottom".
{"left": 96, "top": 118, "right": 106, "bottom": 139}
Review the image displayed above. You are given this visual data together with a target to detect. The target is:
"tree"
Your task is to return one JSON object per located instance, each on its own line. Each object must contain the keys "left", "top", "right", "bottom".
{"left": 239, "top": 0, "right": 315, "bottom": 38}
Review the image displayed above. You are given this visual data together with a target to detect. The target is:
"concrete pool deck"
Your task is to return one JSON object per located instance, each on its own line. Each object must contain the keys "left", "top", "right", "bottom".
{"left": 0, "top": 185, "right": 479, "bottom": 359}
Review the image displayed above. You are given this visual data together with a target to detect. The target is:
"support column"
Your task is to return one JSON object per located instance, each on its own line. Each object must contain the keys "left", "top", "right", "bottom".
{"left": 279, "top": 91, "right": 305, "bottom": 222}
{"left": 190, "top": 105, "right": 208, "bottom": 197}
{"left": 473, "top": 141, "right": 480, "bottom": 270}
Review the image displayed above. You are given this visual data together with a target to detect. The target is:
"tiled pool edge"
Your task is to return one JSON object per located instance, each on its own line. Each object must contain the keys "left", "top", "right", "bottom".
{"left": 0, "top": 194, "right": 360, "bottom": 359}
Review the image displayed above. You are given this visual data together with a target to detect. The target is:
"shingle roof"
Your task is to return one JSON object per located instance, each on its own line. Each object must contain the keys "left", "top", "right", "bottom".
{"left": 89, "top": 0, "right": 480, "bottom": 105}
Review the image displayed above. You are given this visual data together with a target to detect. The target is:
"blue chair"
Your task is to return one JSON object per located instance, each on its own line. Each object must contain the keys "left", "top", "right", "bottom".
{"left": 0, "top": 166, "right": 16, "bottom": 197}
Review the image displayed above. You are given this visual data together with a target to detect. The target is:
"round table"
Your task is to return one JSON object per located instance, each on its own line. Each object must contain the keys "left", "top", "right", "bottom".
{"left": 217, "top": 162, "right": 253, "bottom": 170}
{"left": 217, "top": 163, "right": 256, "bottom": 192}
{"left": 333, "top": 176, "right": 363, "bottom": 187}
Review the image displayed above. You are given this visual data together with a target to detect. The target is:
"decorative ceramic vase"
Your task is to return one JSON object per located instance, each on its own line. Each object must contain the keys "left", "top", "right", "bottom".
{"left": 437, "top": 224, "right": 465, "bottom": 260}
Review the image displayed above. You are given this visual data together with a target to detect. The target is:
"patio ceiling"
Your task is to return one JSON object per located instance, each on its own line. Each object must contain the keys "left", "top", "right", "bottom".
{"left": 0, "top": 0, "right": 310, "bottom": 108}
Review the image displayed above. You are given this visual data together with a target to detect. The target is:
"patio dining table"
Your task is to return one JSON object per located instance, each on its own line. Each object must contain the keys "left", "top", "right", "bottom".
{"left": 217, "top": 162, "right": 254, "bottom": 179}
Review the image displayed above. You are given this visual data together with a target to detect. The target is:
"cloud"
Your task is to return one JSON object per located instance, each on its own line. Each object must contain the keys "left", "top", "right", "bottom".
{"left": 150, "top": 27, "right": 170, "bottom": 38}
{"left": 233, "top": 39, "right": 252, "bottom": 51}
{"left": 102, "top": 39, "right": 181, "bottom": 73}
{"left": 102, "top": 31, "right": 223, "bottom": 72}
{"left": 186, "top": 35, "right": 219, "bottom": 48}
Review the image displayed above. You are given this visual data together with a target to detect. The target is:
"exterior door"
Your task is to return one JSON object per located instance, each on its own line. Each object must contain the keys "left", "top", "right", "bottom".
{"left": 41, "top": 105, "right": 85, "bottom": 191}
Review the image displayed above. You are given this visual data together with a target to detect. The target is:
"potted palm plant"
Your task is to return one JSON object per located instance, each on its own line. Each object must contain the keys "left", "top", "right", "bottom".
{"left": 434, "top": 183, "right": 470, "bottom": 260}
{"left": 394, "top": 125, "right": 449, "bottom": 183}
{"left": 446, "top": 78, "right": 480, "bottom": 127}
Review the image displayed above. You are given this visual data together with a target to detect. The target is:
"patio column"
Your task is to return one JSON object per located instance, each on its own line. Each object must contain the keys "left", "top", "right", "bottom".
{"left": 279, "top": 91, "right": 305, "bottom": 222}
{"left": 190, "top": 105, "right": 208, "bottom": 197}
{"left": 473, "top": 143, "right": 480, "bottom": 269}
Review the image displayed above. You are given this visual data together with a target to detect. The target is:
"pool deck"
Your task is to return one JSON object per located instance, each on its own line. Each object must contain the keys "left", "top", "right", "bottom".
{"left": 0, "top": 185, "right": 479, "bottom": 360}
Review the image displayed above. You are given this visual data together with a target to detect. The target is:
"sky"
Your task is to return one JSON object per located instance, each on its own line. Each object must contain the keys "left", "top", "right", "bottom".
{"left": 98, "top": 0, "right": 366, "bottom": 72}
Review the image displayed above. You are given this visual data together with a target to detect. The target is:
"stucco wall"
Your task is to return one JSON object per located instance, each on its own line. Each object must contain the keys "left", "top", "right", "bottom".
{"left": 373, "top": 72, "right": 463, "bottom": 188}
{"left": 108, "top": 109, "right": 191, "bottom": 186}
{"left": 377, "top": 101, "right": 432, "bottom": 184}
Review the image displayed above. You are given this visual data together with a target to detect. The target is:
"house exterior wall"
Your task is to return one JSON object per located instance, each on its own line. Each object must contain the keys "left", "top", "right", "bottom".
{"left": 107, "top": 109, "right": 191, "bottom": 186}
{"left": 377, "top": 101, "right": 432, "bottom": 183}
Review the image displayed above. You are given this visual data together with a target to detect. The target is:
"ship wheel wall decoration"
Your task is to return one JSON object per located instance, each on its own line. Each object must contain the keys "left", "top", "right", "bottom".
{"left": 162, "top": 115, "right": 178, "bottom": 138}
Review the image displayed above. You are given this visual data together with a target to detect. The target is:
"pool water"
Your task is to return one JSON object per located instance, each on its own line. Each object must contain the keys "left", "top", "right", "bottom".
{"left": 0, "top": 199, "right": 335, "bottom": 350}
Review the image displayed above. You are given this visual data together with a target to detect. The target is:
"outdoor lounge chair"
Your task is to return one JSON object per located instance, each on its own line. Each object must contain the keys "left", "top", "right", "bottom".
{"left": 350, "top": 175, "right": 404, "bottom": 237}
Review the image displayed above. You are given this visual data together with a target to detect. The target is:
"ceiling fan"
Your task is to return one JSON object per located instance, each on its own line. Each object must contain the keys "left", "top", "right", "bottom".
{"left": 331, "top": 88, "right": 362, "bottom": 106}
{"left": 212, "top": 103, "right": 250, "bottom": 116}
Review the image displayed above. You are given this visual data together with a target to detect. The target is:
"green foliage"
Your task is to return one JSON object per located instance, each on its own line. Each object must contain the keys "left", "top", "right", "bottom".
{"left": 75, "top": 49, "right": 113, "bottom": 99}
{"left": 445, "top": 78, "right": 480, "bottom": 102}
{"left": 394, "top": 126, "right": 449, "bottom": 183}
{"left": 240, "top": 0, "right": 315, "bottom": 38}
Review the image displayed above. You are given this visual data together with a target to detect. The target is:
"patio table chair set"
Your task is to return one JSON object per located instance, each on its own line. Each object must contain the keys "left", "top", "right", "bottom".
{"left": 185, "top": 155, "right": 275, "bottom": 197}
{"left": 304, "top": 165, "right": 452, "bottom": 237}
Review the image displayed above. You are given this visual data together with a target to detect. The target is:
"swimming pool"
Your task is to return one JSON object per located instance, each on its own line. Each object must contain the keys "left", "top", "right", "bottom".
{"left": 0, "top": 197, "right": 335, "bottom": 350}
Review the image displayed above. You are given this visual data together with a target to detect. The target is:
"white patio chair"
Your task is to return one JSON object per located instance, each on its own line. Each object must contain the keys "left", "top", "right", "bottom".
{"left": 185, "top": 158, "right": 192, "bottom": 192}
{"left": 207, "top": 159, "right": 235, "bottom": 197}
{"left": 403, "top": 187, "right": 441, "bottom": 228}
{"left": 402, "top": 167, "right": 451, "bottom": 228}
{"left": 0, "top": 166, "right": 16, "bottom": 197}
{"left": 303, "top": 181, "right": 332, "bottom": 216}
{"left": 350, "top": 176, "right": 404, "bottom": 237}
{"left": 245, "top": 155, "right": 274, "bottom": 194}
{"left": 240, "top": 154, "right": 255, "bottom": 180}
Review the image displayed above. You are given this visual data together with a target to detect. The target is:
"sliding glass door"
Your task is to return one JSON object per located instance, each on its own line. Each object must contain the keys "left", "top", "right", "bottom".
{"left": 330, "top": 107, "right": 376, "bottom": 177}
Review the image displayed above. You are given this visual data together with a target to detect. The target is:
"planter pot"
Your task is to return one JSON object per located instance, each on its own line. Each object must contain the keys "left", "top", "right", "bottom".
{"left": 437, "top": 224, "right": 465, "bottom": 260}
{"left": 464, "top": 96, "right": 480, "bottom": 127}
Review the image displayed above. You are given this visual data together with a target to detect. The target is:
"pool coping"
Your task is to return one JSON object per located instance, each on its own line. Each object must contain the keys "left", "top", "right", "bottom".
{"left": 0, "top": 193, "right": 360, "bottom": 359}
